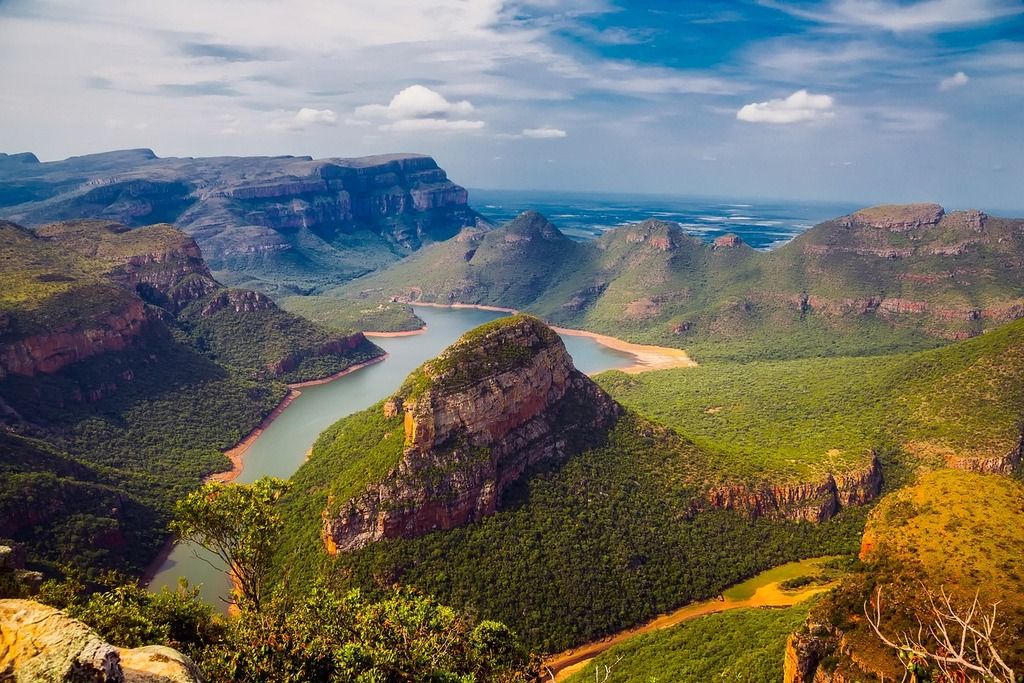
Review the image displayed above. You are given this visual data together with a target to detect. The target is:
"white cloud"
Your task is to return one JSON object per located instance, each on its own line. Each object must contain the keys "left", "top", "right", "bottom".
{"left": 522, "top": 127, "right": 567, "bottom": 139}
{"left": 939, "top": 71, "right": 970, "bottom": 90}
{"left": 765, "top": 0, "right": 1023, "bottom": 32}
{"left": 380, "top": 118, "right": 484, "bottom": 132}
{"left": 294, "top": 107, "right": 337, "bottom": 125}
{"left": 736, "top": 90, "right": 835, "bottom": 124}
{"left": 355, "top": 85, "right": 474, "bottom": 120}
{"left": 268, "top": 107, "right": 337, "bottom": 131}
{"left": 355, "top": 85, "right": 482, "bottom": 133}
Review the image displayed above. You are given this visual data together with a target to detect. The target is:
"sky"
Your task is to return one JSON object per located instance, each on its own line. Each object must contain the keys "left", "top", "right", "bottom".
{"left": 1, "top": 0, "right": 1022, "bottom": 210}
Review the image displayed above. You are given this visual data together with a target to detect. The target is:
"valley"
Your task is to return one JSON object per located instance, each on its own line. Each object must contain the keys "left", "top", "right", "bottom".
{"left": 2, "top": 177, "right": 1023, "bottom": 683}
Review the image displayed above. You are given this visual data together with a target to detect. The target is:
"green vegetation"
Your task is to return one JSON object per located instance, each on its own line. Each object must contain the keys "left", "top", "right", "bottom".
{"left": 0, "top": 334, "right": 286, "bottom": 572}
{"left": 311, "top": 402, "right": 406, "bottom": 505}
{"left": 0, "top": 219, "right": 382, "bottom": 575}
{"left": 275, "top": 413, "right": 868, "bottom": 653}
{"left": 172, "top": 478, "right": 291, "bottom": 611}
{"left": 179, "top": 296, "right": 383, "bottom": 383}
{"left": 279, "top": 295, "right": 424, "bottom": 333}
{"left": 807, "top": 470, "right": 1024, "bottom": 680}
{"left": 35, "top": 573, "right": 535, "bottom": 682}
{"left": 565, "top": 605, "right": 811, "bottom": 683}
{"left": 597, "top": 317, "right": 1024, "bottom": 483}
{"left": 0, "top": 221, "right": 140, "bottom": 336}
{"left": 335, "top": 209, "right": 1024, "bottom": 361}
{"left": 722, "top": 557, "right": 839, "bottom": 601}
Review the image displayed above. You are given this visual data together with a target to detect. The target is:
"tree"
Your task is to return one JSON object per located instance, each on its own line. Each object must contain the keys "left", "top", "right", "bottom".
{"left": 171, "top": 477, "right": 290, "bottom": 611}
{"left": 865, "top": 584, "right": 1016, "bottom": 683}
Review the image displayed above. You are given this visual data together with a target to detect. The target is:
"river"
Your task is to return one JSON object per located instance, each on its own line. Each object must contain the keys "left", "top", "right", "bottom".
{"left": 148, "top": 305, "right": 639, "bottom": 606}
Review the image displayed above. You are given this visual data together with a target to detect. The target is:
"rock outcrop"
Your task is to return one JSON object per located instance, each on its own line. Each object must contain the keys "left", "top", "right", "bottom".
{"left": 702, "top": 452, "right": 883, "bottom": 523}
{"left": 0, "top": 599, "right": 202, "bottom": 682}
{"left": 321, "top": 315, "right": 621, "bottom": 553}
{"left": 843, "top": 203, "right": 945, "bottom": 231}
{"left": 946, "top": 435, "right": 1022, "bottom": 474}
{"left": 35, "top": 221, "right": 217, "bottom": 312}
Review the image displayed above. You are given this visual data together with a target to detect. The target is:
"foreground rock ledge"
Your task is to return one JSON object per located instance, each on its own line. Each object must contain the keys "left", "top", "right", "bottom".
{"left": 0, "top": 599, "right": 202, "bottom": 683}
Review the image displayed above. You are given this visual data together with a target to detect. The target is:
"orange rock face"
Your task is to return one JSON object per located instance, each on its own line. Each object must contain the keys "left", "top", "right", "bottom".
{"left": 0, "top": 299, "right": 152, "bottom": 378}
{"left": 702, "top": 452, "right": 883, "bottom": 523}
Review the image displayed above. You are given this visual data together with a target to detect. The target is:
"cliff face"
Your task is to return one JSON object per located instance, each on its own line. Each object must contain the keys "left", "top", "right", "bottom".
{"left": 0, "top": 219, "right": 381, "bottom": 393}
{"left": 0, "top": 150, "right": 483, "bottom": 294}
{"left": 321, "top": 315, "right": 621, "bottom": 553}
{"left": 0, "top": 298, "right": 153, "bottom": 378}
{"left": 946, "top": 435, "right": 1022, "bottom": 474}
{"left": 702, "top": 453, "right": 883, "bottom": 523}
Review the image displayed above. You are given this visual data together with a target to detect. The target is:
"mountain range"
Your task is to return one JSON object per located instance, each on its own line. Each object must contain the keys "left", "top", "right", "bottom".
{"left": 337, "top": 204, "right": 1024, "bottom": 361}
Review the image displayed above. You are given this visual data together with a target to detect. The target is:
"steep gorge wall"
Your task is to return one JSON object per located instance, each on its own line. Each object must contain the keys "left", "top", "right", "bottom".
{"left": 0, "top": 298, "right": 153, "bottom": 379}
{"left": 701, "top": 453, "right": 883, "bottom": 523}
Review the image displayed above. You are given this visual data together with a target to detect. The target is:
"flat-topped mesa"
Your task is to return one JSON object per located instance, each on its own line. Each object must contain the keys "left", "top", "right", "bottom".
{"left": 842, "top": 203, "right": 945, "bottom": 231}
{"left": 712, "top": 233, "right": 744, "bottom": 249}
{"left": 322, "top": 315, "right": 621, "bottom": 553}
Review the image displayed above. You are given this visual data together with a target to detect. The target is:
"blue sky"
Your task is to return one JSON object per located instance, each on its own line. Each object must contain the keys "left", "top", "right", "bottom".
{"left": 0, "top": 0, "right": 1022, "bottom": 209}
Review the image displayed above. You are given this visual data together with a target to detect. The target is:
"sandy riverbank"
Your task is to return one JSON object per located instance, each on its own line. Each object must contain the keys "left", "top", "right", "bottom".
{"left": 551, "top": 326, "right": 696, "bottom": 373}
{"left": 364, "top": 326, "right": 427, "bottom": 337}
{"left": 404, "top": 301, "right": 697, "bottom": 373}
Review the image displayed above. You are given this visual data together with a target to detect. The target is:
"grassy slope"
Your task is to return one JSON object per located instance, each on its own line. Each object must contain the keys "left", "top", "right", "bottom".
{"left": 178, "top": 295, "right": 383, "bottom": 384}
{"left": 278, "top": 296, "right": 424, "bottom": 333}
{"left": 0, "top": 221, "right": 139, "bottom": 336}
{"left": 597, "top": 317, "right": 1024, "bottom": 483}
{"left": 810, "top": 470, "right": 1024, "bottom": 679}
{"left": 565, "top": 604, "right": 811, "bottom": 683}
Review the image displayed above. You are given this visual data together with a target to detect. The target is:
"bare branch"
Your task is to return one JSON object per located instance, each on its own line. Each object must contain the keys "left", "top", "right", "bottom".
{"left": 864, "top": 584, "right": 1016, "bottom": 683}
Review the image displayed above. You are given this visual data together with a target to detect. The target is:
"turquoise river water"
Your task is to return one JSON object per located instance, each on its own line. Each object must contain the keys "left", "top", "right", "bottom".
{"left": 148, "top": 305, "right": 638, "bottom": 607}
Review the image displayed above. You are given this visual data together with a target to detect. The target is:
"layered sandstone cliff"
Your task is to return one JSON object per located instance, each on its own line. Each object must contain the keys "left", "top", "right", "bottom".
{"left": 321, "top": 315, "right": 621, "bottom": 553}
{"left": 702, "top": 452, "right": 883, "bottom": 523}
{"left": 0, "top": 298, "right": 153, "bottom": 378}
{"left": 0, "top": 150, "right": 483, "bottom": 292}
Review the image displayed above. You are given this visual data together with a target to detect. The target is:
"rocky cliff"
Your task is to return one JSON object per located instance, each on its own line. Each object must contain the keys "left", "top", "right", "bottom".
{"left": 0, "top": 150, "right": 484, "bottom": 294}
{"left": 37, "top": 220, "right": 219, "bottom": 312}
{"left": 0, "top": 599, "right": 202, "bottom": 682}
{"left": 0, "top": 297, "right": 154, "bottom": 379}
{"left": 321, "top": 315, "right": 621, "bottom": 553}
{"left": 702, "top": 452, "right": 883, "bottom": 523}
